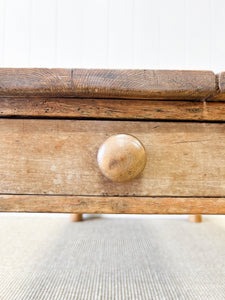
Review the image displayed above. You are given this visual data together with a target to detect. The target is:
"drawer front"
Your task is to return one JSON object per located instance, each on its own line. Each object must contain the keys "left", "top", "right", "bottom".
{"left": 0, "top": 119, "right": 225, "bottom": 197}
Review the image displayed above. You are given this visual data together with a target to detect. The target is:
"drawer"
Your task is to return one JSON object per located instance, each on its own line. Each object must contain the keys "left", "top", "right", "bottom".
{"left": 0, "top": 119, "right": 225, "bottom": 197}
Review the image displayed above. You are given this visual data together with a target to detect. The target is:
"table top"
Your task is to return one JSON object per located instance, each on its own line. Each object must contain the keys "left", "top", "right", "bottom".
{"left": 0, "top": 68, "right": 224, "bottom": 101}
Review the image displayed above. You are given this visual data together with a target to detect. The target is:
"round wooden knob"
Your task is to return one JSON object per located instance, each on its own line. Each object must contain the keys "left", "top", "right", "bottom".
{"left": 97, "top": 134, "right": 147, "bottom": 182}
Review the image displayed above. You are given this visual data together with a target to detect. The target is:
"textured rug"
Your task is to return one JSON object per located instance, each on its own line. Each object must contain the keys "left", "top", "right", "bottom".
{"left": 0, "top": 215, "right": 225, "bottom": 300}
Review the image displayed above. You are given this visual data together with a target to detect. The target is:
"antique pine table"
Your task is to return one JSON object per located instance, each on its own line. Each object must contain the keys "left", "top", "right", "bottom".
{"left": 0, "top": 69, "right": 225, "bottom": 222}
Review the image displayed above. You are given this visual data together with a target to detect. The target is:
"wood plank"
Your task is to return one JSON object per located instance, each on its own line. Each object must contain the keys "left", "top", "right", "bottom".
{"left": 0, "top": 195, "right": 224, "bottom": 214}
{"left": 0, "top": 68, "right": 217, "bottom": 100}
{"left": 209, "top": 72, "right": 225, "bottom": 101}
{"left": 1, "top": 97, "right": 225, "bottom": 121}
{"left": 71, "top": 69, "right": 216, "bottom": 100}
{"left": 0, "top": 68, "right": 72, "bottom": 97}
{"left": 1, "top": 119, "right": 225, "bottom": 197}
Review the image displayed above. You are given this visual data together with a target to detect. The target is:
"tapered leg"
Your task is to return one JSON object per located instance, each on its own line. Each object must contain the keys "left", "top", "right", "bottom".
{"left": 70, "top": 213, "right": 83, "bottom": 222}
{"left": 189, "top": 215, "right": 202, "bottom": 223}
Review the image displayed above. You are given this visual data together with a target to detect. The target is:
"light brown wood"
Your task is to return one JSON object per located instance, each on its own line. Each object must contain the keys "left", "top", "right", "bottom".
{"left": 0, "top": 195, "right": 224, "bottom": 214}
{"left": 210, "top": 73, "right": 225, "bottom": 101}
{"left": 97, "top": 134, "right": 147, "bottom": 182}
{"left": 0, "top": 68, "right": 224, "bottom": 217}
{"left": 189, "top": 215, "right": 202, "bottom": 223}
{"left": 2, "top": 98, "right": 225, "bottom": 121}
{"left": 0, "top": 119, "right": 225, "bottom": 197}
{"left": 0, "top": 68, "right": 217, "bottom": 100}
{"left": 70, "top": 213, "right": 82, "bottom": 222}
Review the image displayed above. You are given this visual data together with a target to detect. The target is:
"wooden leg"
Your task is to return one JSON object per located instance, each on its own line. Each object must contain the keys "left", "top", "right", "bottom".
{"left": 189, "top": 214, "right": 202, "bottom": 223}
{"left": 70, "top": 213, "right": 83, "bottom": 222}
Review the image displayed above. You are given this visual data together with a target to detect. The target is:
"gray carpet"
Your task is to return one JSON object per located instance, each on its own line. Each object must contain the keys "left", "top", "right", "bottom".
{"left": 0, "top": 216, "right": 225, "bottom": 300}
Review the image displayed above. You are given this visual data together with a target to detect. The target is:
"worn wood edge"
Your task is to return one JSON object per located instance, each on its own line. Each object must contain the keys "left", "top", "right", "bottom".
{"left": 0, "top": 68, "right": 218, "bottom": 100}
{"left": 0, "top": 68, "right": 72, "bottom": 97}
{"left": 1, "top": 98, "right": 225, "bottom": 121}
{"left": 209, "top": 73, "right": 225, "bottom": 101}
{"left": 0, "top": 195, "right": 225, "bottom": 214}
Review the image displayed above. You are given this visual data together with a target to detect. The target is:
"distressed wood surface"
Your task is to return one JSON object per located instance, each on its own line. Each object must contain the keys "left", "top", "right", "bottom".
{"left": 1, "top": 119, "right": 225, "bottom": 196}
{"left": 1, "top": 98, "right": 225, "bottom": 121}
{"left": 0, "top": 68, "right": 217, "bottom": 100}
{"left": 0, "top": 195, "right": 224, "bottom": 214}
{"left": 210, "top": 72, "right": 225, "bottom": 101}
{"left": 71, "top": 69, "right": 217, "bottom": 100}
{"left": 0, "top": 69, "right": 72, "bottom": 97}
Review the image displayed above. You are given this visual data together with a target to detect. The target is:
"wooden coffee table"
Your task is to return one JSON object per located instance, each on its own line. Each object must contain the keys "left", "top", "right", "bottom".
{"left": 0, "top": 69, "right": 225, "bottom": 222}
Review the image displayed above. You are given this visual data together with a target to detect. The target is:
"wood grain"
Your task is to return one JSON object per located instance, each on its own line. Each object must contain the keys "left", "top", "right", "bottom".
{"left": 0, "top": 195, "right": 224, "bottom": 214}
{"left": 0, "top": 68, "right": 217, "bottom": 100}
{"left": 71, "top": 69, "right": 216, "bottom": 100}
{"left": 0, "top": 68, "right": 72, "bottom": 97}
{"left": 1, "top": 119, "right": 225, "bottom": 196}
{"left": 2, "top": 98, "right": 225, "bottom": 121}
